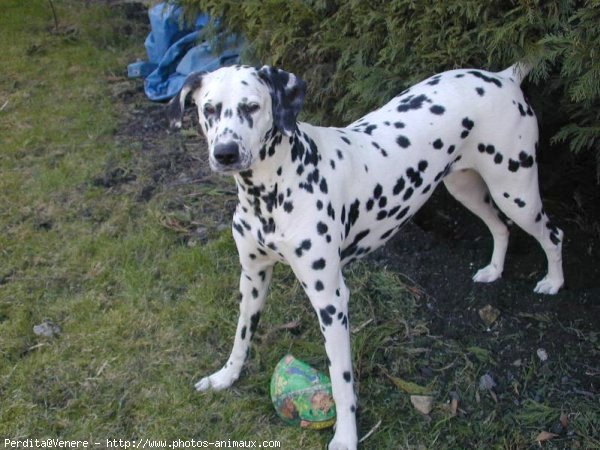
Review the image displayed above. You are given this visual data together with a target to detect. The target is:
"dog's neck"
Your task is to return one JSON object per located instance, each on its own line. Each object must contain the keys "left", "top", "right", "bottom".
{"left": 233, "top": 128, "right": 299, "bottom": 223}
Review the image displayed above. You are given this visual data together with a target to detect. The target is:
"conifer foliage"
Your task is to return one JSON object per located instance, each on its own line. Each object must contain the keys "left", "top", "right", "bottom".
{"left": 177, "top": 0, "right": 599, "bottom": 177}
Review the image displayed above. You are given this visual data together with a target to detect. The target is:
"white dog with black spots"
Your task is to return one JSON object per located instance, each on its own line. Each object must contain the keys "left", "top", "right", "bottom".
{"left": 168, "top": 62, "right": 564, "bottom": 450}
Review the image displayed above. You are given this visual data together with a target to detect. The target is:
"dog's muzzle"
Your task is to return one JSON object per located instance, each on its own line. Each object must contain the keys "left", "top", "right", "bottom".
{"left": 213, "top": 141, "right": 240, "bottom": 166}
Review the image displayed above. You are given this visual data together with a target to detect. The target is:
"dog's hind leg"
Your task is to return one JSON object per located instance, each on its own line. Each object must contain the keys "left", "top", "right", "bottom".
{"left": 484, "top": 172, "right": 564, "bottom": 295}
{"left": 444, "top": 169, "right": 510, "bottom": 283}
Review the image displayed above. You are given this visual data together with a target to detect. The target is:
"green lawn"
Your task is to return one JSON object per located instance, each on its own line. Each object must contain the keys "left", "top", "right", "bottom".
{"left": 1, "top": 2, "right": 597, "bottom": 449}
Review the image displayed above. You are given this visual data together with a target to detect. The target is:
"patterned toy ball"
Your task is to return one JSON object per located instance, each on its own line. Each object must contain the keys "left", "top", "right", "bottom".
{"left": 270, "top": 354, "right": 336, "bottom": 429}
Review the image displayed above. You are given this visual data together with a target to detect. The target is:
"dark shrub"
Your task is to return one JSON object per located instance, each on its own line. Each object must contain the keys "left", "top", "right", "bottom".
{"left": 177, "top": 0, "right": 599, "bottom": 179}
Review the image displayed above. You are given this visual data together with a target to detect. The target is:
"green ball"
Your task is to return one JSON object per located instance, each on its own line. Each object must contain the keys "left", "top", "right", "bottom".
{"left": 270, "top": 354, "right": 336, "bottom": 429}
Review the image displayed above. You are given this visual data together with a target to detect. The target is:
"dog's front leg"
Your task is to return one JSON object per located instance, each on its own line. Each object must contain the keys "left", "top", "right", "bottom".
{"left": 294, "top": 263, "right": 358, "bottom": 450}
{"left": 195, "top": 253, "right": 273, "bottom": 392}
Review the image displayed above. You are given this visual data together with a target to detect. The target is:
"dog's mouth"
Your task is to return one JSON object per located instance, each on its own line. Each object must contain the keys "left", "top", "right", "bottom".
{"left": 208, "top": 155, "right": 252, "bottom": 174}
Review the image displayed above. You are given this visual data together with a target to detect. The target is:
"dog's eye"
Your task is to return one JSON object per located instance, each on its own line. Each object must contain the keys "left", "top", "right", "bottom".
{"left": 204, "top": 104, "right": 216, "bottom": 115}
{"left": 241, "top": 103, "right": 260, "bottom": 114}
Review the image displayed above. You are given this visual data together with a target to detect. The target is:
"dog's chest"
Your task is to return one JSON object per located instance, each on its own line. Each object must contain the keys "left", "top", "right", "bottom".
{"left": 233, "top": 148, "right": 445, "bottom": 268}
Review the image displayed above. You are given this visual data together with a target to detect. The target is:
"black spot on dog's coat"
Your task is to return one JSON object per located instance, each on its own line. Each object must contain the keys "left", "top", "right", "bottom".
{"left": 393, "top": 177, "right": 405, "bottom": 195}
{"left": 468, "top": 70, "right": 502, "bottom": 87}
{"left": 430, "top": 105, "right": 445, "bottom": 115}
{"left": 317, "top": 222, "right": 328, "bottom": 235}
{"left": 462, "top": 117, "right": 474, "bottom": 130}
{"left": 396, "top": 135, "right": 411, "bottom": 148}
{"left": 312, "top": 258, "right": 326, "bottom": 270}
{"left": 295, "top": 239, "right": 312, "bottom": 257}
{"left": 508, "top": 159, "right": 520, "bottom": 172}
{"left": 364, "top": 124, "right": 377, "bottom": 135}
{"left": 319, "top": 304, "right": 336, "bottom": 326}
{"left": 249, "top": 312, "right": 261, "bottom": 335}
{"left": 397, "top": 94, "right": 429, "bottom": 112}
{"left": 283, "top": 201, "right": 294, "bottom": 213}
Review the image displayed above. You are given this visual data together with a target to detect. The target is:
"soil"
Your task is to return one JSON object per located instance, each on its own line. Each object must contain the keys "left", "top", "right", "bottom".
{"left": 104, "top": 0, "right": 599, "bottom": 410}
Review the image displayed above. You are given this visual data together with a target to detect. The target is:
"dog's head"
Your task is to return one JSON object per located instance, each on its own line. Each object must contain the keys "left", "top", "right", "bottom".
{"left": 168, "top": 65, "right": 306, "bottom": 173}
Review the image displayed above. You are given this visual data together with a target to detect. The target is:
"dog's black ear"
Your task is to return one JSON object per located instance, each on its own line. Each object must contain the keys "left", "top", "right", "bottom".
{"left": 258, "top": 65, "right": 306, "bottom": 136}
{"left": 167, "top": 71, "right": 205, "bottom": 130}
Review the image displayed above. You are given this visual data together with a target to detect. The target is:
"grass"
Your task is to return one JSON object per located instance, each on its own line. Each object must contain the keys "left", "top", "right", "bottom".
{"left": 1, "top": 2, "right": 598, "bottom": 449}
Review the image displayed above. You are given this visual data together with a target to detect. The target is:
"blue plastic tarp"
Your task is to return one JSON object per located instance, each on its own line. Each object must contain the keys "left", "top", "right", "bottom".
{"left": 128, "top": 2, "right": 242, "bottom": 102}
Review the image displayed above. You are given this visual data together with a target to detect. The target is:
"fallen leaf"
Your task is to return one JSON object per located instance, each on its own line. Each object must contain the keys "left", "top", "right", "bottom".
{"left": 382, "top": 370, "right": 430, "bottom": 395}
{"left": 559, "top": 412, "right": 569, "bottom": 429}
{"left": 410, "top": 395, "right": 434, "bottom": 415}
{"left": 449, "top": 391, "right": 459, "bottom": 416}
{"left": 535, "top": 431, "right": 558, "bottom": 443}
{"left": 478, "top": 304, "right": 501, "bottom": 326}
{"left": 439, "top": 392, "right": 459, "bottom": 417}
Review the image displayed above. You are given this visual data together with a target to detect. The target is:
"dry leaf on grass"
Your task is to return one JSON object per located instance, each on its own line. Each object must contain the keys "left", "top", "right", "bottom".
{"left": 382, "top": 369, "right": 430, "bottom": 395}
{"left": 410, "top": 395, "right": 434, "bottom": 415}
{"left": 478, "top": 304, "right": 501, "bottom": 326}
{"left": 440, "top": 392, "right": 459, "bottom": 417}
{"left": 450, "top": 392, "right": 459, "bottom": 416}
{"left": 535, "top": 431, "right": 558, "bottom": 443}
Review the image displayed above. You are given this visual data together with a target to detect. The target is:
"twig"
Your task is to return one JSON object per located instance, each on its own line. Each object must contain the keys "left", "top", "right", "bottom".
{"left": 262, "top": 320, "right": 301, "bottom": 342}
{"left": 47, "top": 0, "right": 59, "bottom": 32}
{"left": 351, "top": 318, "right": 373, "bottom": 334}
{"left": 27, "top": 343, "right": 49, "bottom": 352}
{"left": 0, "top": 100, "right": 8, "bottom": 111}
{"left": 359, "top": 419, "right": 382, "bottom": 444}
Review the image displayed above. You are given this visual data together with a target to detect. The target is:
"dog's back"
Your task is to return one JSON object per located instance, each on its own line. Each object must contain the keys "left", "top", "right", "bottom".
{"left": 295, "top": 65, "right": 541, "bottom": 266}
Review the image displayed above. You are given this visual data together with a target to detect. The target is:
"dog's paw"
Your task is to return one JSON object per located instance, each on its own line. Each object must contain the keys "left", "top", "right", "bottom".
{"left": 328, "top": 429, "right": 357, "bottom": 450}
{"left": 533, "top": 276, "right": 563, "bottom": 295}
{"left": 472, "top": 264, "right": 502, "bottom": 283}
{"left": 328, "top": 439, "right": 356, "bottom": 450}
{"left": 195, "top": 367, "right": 238, "bottom": 392}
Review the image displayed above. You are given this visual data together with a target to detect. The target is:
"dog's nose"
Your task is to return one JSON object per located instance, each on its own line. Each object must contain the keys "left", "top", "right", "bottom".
{"left": 213, "top": 142, "right": 240, "bottom": 165}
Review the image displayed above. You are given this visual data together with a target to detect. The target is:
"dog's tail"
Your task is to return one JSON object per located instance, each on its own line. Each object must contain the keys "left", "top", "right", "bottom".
{"left": 497, "top": 61, "right": 533, "bottom": 84}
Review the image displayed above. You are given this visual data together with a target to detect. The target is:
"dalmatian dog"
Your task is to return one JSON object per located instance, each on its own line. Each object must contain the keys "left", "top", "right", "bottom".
{"left": 168, "top": 63, "right": 564, "bottom": 449}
